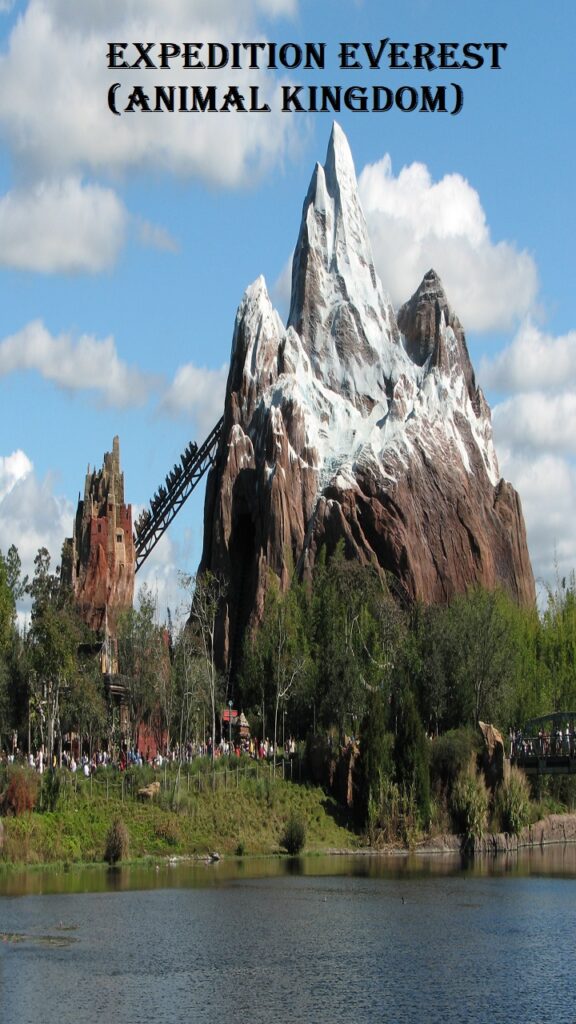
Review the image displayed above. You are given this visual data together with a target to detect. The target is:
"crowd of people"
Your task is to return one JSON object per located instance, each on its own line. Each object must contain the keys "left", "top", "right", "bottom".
{"left": 511, "top": 724, "right": 576, "bottom": 759}
{"left": 1, "top": 732, "right": 298, "bottom": 775}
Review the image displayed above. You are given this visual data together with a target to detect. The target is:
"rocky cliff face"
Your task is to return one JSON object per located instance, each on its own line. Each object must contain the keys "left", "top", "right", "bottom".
{"left": 201, "top": 124, "right": 535, "bottom": 673}
{"left": 62, "top": 436, "right": 134, "bottom": 634}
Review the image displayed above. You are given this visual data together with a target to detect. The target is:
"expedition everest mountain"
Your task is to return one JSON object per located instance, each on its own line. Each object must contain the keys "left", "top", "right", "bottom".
{"left": 201, "top": 123, "right": 535, "bottom": 673}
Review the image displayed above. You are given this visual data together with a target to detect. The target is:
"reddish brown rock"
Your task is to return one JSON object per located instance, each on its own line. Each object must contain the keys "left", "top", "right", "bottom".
{"left": 62, "top": 436, "right": 134, "bottom": 634}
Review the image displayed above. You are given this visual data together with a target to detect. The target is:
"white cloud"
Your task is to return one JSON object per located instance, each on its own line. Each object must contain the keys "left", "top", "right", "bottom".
{"left": 0, "top": 177, "right": 127, "bottom": 273}
{"left": 0, "top": 320, "right": 153, "bottom": 406}
{"left": 136, "top": 217, "right": 179, "bottom": 253}
{"left": 493, "top": 393, "right": 576, "bottom": 456}
{"left": 136, "top": 531, "right": 190, "bottom": 627}
{"left": 497, "top": 448, "right": 576, "bottom": 589}
{"left": 358, "top": 155, "right": 538, "bottom": 332}
{"left": 480, "top": 320, "right": 576, "bottom": 395}
{"left": 0, "top": 2, "right": 299, "bottom": 186}
{"left": 0, "top": 457, "right": 73, "bottom": 602}
{"left": 160, "top": 362, "right": 228, "bottom": 436}
{"left": 0, "top": 449, "right": 33, "bottom": 502}
{"left": 484, "top": 320, "right": 576, "bottom": 588}
{"left": 0, "top": 0, "right": 301, "bottom": 271}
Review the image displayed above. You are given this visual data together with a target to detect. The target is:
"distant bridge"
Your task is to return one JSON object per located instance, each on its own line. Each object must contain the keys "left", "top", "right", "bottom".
{"left": 512, "top": 712, "right": 576, "bottom": 776}
{"left": 133, "top": 417, "right": 223, "bottom": 572}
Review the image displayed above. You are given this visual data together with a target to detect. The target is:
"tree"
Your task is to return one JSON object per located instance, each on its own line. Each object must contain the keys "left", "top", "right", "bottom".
{"left": 181, "top": 570, "right": 227, "bottom": 761}
{"left": 62, "top": 661, "right": 108, "bottom": 761}
{"left": 310, "top": 545, "right": 397, "bottom": 739}
{"left": 244, "top": 573, "right": 310, "bottom": 774}
{"left": 117, "top": 585, "right": 166, "bottom": 751}
{"left": 392, "top": 687, "right": 430, "bottom": 826}
{"left": 26, "top": 548, "right": 81, "bottom": 766}
{"left": 356, "top": 689, "right": 393, "bottom": 828}
{"left": 539, "top": 573, "right": 576, "bottom": 711}
{"left": 440, "top": 587, "right": 517, "bottom": 727}
{"left": 0, "top": 549, "right": 17, "bottom": 746}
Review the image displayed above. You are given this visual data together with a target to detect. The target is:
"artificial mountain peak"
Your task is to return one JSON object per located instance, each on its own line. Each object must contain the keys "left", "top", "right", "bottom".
{"left": 201, "top": 125, "right": 535, "bottom": 675}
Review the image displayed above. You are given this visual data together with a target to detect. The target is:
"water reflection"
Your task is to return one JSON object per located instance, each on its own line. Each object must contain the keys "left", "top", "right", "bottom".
{"left": 2, "top": 842, "right": 576, "bottom": 897}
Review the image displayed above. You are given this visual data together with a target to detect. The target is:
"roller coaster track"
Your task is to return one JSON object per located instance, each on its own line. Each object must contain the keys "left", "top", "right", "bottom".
{"left": 133, "top": 416, "right": 223, "bottom": 573}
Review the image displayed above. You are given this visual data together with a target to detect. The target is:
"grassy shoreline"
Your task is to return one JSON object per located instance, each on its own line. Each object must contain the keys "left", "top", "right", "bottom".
{"left": 0, "top": 767, "right": 362, "bottom": 867}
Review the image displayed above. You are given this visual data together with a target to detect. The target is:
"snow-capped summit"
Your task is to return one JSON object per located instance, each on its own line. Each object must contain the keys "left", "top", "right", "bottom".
{"left": 201, "top": 125, "right": 535, "bottom": 674}
{"left": 288, "top": 122, "right": 403, "bottom": 411}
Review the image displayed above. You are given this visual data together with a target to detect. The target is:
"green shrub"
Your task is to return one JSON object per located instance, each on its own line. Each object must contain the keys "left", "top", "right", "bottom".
{"left": 2, "top": 767, "right": 39, "bottom": 816}
{"left": 547, "top": 775, "right": 576, "bottom": 811}
{"left": 154, "top": 819, "right": 181, "bottom": 847}
{"left": 281, "top": 812, "right": 306, "bottom": 855}
{"left": 495, "top": 767, "right": 531, "bottom": 835}
{"left": 40, "top": 769, "right": 73, "bottom": 812}
{"left": 430, "top": 728, "right": 481, "bottom": 797}
{"left": 104, "top": 817, "right": 130, "bottom": 864}
{"left": 451, "top": 763, "right": 489, "bottom": 845}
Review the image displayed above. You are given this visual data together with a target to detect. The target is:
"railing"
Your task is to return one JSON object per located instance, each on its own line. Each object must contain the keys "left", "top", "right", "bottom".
{"left": 34, "top": 755, "right": 302, "bottom": 808}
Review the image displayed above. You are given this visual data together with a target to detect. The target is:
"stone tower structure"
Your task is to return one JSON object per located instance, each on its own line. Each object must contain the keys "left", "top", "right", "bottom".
{"left": 62, "top": 436, "right": 135, "bottom": 636}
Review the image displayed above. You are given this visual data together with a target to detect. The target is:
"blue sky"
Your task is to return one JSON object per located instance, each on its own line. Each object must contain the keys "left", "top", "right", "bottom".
{"left": 0, "top": 0, "right": 574, "bottom": 620}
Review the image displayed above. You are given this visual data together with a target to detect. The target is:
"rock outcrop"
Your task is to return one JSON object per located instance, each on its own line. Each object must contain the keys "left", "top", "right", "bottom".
{"left": 62, "top": 436, "right": 134, "bottom": 634}
{"left": 201, "top": 124, "right": 535, "bottom": 674}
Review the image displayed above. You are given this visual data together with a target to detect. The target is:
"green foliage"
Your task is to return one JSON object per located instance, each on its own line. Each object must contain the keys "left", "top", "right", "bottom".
{"left": 429, "top": 728, "right": 481, "bottom": 797}
{"left": 546, "top": 774, "right": 576, "bottom": 812}
{"left": 281, "top": 811, "right": 307, "bottom": 855}
{"left": 104, "top": 817, "right": 130, "bottom": 864}
{"left": 117, "top": 585, "right": 168, "bottom": 749}
{"left": 242, "top": 570, "right": 311, "bottom": 760}
{"left": 307, "top": 543, "right": 406, "bottom": 738}
{"left": 450, "top": 764, "right": 489, "bottom": 844}
{"left": 495, "top": 767, "right": 531, "bottom": 835}
{"left": 392, "top": 689, "right": 431, "bottom": 826}
{"left": 356, "top": 690, "right": 393, "bottom": 828}
{"left": 539, "top": 573, "right": 576, "bottom": 710}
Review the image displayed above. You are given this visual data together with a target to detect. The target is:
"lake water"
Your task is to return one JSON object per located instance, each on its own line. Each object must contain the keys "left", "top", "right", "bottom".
{"left": 1, "top": 848, "right": 576, "bottom": 1024}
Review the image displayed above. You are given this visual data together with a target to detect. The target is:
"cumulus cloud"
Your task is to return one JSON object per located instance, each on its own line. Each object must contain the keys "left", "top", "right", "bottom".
{"left": 497, "top": 448, "right": 576, "bottom": 589}
{"left": 0, "top": 449, "right": 33, "bottom": 502}
{"left": 358, "top": 155, "right": 538, "bottom": 332}
{"left": 0, "top": 177, "right": 127, "bottom": 273}
{"left": 0, "top": 1, "right": 299, "bottom": 185}
{"left": 480, "top": 321, "right": 576, "bottom": 396}
{"left": 0, "top": 0, "right": 301, "bottom": 271}
{"left": 493, "top": 393, "right": 576, "bottom": 457}
{"left": 0, "top": 320, "right": 153, "bottom": 406}
{"left": 484, "top": 319, "right": 576, "bottom": 590}
{"left": 0, "top": 454, "right": 73, "bottom": 603}
{"left": 160, "top": 363, "right": 228, "bottom": 436}
{"left": 135, "top": 531, "right": 193, "bottom": 627}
